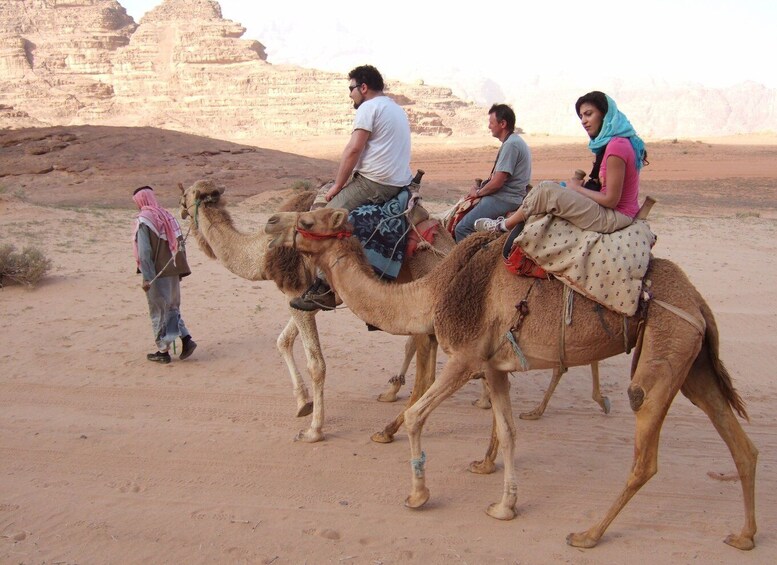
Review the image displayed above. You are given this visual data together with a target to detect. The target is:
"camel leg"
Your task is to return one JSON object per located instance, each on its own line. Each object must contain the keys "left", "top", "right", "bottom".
{"left": 520, "top": 367, "right": 565, "bottom": 420}
{"left": 483, "top": 367, "right": 519, "bottom": 520}
{"left": 289, "top": 309, "right": 326, "bottom": 443}
{"left": 403, "top": 355, "right": 476, "bottom": 509}
{"left": 473, "top": 378, "right": 492, "bottom": 409}
{"left": 567, "top": 326, "right": 696, "bottom": 548}
{"left": 589, "top": 361, "right": 611, "bottom": 414}
{"left": 276, "top": 317, "right": 313, "bottom": 418}
{"left": 372, "top": 335, "right": 437, "bottom": 444}
{"left": 468, "top": 411, "right": 498, "bottom": 475}
{"left": 378, "top": 336, "right": 416, "bottom": 402}
{"left": 679, "top": 346, "right": 758, "bottom": 550}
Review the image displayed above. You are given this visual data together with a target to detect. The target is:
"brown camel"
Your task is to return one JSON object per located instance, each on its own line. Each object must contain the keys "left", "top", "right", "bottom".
{"left": 264, "top": 207, "right": 758, "bottom": 551}
{"left": 179, "top": 179, "right": 451, "bottom": 444}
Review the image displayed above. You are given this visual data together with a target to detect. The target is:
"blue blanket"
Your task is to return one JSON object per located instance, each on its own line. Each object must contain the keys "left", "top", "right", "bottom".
{"left": 349, "top": 189, "right": 410, "bottom": 280}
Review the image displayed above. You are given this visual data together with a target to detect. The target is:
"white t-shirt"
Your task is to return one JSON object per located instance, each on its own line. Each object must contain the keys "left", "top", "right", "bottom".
{"left": 353, "top": 95, "right": 413, "bottom": 187}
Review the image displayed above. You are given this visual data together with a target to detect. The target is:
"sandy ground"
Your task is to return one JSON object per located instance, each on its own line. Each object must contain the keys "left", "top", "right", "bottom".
{"left": 1, "top": 129, "right": 777, "bottom": 564}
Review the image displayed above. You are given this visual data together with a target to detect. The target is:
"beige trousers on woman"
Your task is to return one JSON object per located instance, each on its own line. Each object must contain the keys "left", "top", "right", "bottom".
{"left": 518, "top": 181, "right": 633, "bottom": 233}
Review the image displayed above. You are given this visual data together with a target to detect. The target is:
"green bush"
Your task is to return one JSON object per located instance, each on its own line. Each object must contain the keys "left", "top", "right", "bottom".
{"left": 0, "top": 244, "right": 52, "bottom": 287}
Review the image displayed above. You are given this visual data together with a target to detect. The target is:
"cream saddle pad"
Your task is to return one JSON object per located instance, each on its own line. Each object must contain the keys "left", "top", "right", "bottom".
{"left": 514, "top": 214, "right": 656, "bottom": 316}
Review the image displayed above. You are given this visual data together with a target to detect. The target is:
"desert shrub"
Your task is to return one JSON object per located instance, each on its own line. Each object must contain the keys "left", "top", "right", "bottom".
{"left": 0, "top": 244, "right": 52, "bottom": 287}
{"left": 291, "top": 179, "right": 312, "bottom": 191}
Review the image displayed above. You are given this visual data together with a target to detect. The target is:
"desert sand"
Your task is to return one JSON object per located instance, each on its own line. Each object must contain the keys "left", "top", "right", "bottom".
{"left": 1, "top": 128, "right": 776, "bottom": 564}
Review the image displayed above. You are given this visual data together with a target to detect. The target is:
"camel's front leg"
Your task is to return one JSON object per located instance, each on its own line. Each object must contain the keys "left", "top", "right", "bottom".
{"left": 483, "top": 368, "right": 518, "bottom": 520}
{"left": 276, "top": 317, "right": 313, "bottom": 417}
{"left": 372, "top": 335, "right": 436, "bottom": 444}
{"left": 289, "top": 309, "right": 326, "bottom": 443}
{"left": 377, "top": 336, "right": 416, "bottom": 402}
{"left": 403, "top": 355, "right": 474, "bottom": 509}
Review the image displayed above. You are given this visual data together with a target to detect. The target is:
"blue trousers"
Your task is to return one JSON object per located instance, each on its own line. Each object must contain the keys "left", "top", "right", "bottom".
{"left": 454, "top": 194, "right": 524, "bottom": 242}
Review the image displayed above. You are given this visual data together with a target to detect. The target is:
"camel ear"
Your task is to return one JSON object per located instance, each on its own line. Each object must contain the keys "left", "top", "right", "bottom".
{"left": 178, "top": 182, "right": 185, "bottom": 194}
{"left": 328, "top": 209, "right": 349, "bottom": 230}
{"left": 217, "top": 185, "right": 225, "bottom": 195}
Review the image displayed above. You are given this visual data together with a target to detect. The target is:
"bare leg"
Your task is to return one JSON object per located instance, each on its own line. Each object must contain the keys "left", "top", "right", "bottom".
{"left": 567, "top": 326, "right": 695, "bottom": 548}
{"left": 378, "top": 336, "right": 416, "bottom": 402}
{"left": 403, "top": 355, "right": 475, "bottom": 509}
{"left": 679, "top": 345, "right": 757, "bottom": 550}
{"left": 372, "top": 335, "right": 437, "bottom": 443}
{"left": 289, "top": 308, "right": 326, "bottom": 443}
{"left": 276, "top": 316, "right": 313, "bottom": 418}
{"left": 483, "top": 367, "right": 518, "bottom": 520}
{"left": 589, "top": 361, "right": 611, "bottom": 414}
{"left": 520, "top": 367, "right": 565, "bottom": 420}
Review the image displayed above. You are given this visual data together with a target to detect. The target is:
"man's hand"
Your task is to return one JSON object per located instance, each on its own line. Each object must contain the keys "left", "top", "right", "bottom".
{"left": 325, "top": 185, "right": 341, "bottom": 202}
{"left": 142, "top": 280, "right": 151, "bottom": 292}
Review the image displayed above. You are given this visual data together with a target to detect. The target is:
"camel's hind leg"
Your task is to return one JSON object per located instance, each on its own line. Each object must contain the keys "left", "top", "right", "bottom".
{"left": 276, "top": 316, "right": 313, "bottom": 418}
{"left": 473, "top": 378, "right": 492, "bottom": 409}
{"left": 520, "top": 362, "right": 610, "bottom": 420}
{"left": 372, "top": 335, "right": 436, "bottom": 444}
{"left": 377, "top": 336, "right": 416, "bottom": 403}
{"left": 289, "top": 309, "right": 326, "bottom": 443}
{"left": 679, "top": 345, "right": 757, "bottom": 550}
{"left": 567, "top": 325, "right": 697, "bottom": 548}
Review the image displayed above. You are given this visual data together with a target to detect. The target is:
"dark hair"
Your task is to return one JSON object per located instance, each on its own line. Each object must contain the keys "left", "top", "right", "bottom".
{"left": 575, "top": 91, "right": 608, "bottom": 118}
{"left": 348, "top": 65, "right": 384, "bottom": 92}
{"left": 488, "top": 103, "right": 516, "bottom": 133}
{"left": 133, "top": 185, "right": 153, "bottom": 195}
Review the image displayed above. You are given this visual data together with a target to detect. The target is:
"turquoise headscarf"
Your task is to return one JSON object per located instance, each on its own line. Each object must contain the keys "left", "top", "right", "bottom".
{"left": 588, "top": 95, "right": 646, "bottom": 171}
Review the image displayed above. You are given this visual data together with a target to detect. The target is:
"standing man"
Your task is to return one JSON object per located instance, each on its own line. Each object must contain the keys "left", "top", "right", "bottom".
{"left": 133, "top": 186, "right": 197, "bottom": 364}
{"left": 453, "top": 104, "right": 532, "bottom": 242}
{"left": 291, "top": 64, "right": 413, "bottom": 311}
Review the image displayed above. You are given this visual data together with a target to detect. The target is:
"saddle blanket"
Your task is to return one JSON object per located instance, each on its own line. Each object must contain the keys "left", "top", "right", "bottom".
{"left": 514, "top": 214, "right": 656, "bottom": 316}
{"left": 349, "top": 189, "right": 410, "bottom": 280}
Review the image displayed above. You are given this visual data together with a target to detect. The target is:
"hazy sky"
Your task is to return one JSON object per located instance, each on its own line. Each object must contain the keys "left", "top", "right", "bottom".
{"left": 121, "top": 0, "right": 777, "bottom": 98}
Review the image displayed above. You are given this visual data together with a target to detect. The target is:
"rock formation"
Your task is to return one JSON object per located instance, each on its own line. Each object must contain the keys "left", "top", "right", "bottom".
{"left": 0, "top": 0, "right": 482, "bottom": 138}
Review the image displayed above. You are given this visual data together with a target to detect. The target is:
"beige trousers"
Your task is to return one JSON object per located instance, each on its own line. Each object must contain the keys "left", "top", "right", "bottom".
{"left": 519, "top": 181, "right": 633, "bottom": 233}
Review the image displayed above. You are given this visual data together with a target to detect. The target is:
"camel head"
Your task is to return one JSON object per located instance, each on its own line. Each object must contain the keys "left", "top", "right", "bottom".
{"left": 265, "top": 208, "right": 353, "bottom": 253}
{"left": 179, "top": 179, "right": 225, "bottom": 220}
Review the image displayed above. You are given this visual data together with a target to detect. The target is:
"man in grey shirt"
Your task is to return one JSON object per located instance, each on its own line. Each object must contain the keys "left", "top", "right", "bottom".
{"left": 454, "top": 103, "right": 532, "bottom": 242}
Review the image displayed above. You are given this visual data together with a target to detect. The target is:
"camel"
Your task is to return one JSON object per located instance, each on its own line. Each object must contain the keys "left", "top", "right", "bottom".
{"left": 264, "top": 207, "right": 758, "bottom": 550}
{"left": 178, "top": 179, "right": 452, "bottom": 443}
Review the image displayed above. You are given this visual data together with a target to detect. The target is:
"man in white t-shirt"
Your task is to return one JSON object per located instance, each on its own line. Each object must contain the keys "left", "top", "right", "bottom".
{"left": 324, "top": 64, "right": 413, "bottom": 210}
{"left": 292, "top": 65, "right": 413, "bottom": 311}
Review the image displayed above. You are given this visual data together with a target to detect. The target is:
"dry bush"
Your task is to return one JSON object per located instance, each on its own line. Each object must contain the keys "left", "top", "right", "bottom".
{"left": 0, "top": 244, "right": 52, "bottom": 287}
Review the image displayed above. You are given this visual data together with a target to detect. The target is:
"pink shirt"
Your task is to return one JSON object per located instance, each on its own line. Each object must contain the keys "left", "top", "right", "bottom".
{"left": 600, "top": 137, "right": 640, "bottom": 218}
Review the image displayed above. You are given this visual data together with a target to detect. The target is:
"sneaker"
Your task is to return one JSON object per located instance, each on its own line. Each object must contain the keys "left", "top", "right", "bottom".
{"left": 474, "top": 217, "right": 506, "bottom": 232}
{"left": 180, "top": 336, "right": 197, "bottom": 360}
{"left": 147, "top": 351, "right": 171, "bottom": 364}
{"left": 290, "top": 278, "right": 337, "bottom": 312}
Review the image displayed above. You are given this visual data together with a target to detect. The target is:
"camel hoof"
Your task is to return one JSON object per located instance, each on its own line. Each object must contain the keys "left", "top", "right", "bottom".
{"left": 486, "top": 502, "right": 516, "bottom": 521}
{"left": 566, "top": 531, "right": 598, "bottom": 549}
{"left": 294, "top": 429, "right": 324, "bottom": 443}
{"left": 468, "top": 459, "right": 496, "bottom": 475}
{"left": 519, "top": 409, "right": 542, "bottom": 421}
{"left": 601, "top": 397, "right": 611, "bottom": 415}
{"left": 404, "top": 488, "right": 430, "bottom": 509}
{"left": 377, "top": 391, "right": 399, "bottom": 403}
{"left": 724, "top": 533, "right": 755, "bottom": 551}
{"left": 296, "top": 401, "right": 314, "bottom": 418}
{"left": 472, "top": 398, "right": 492, "bottom": 410}
{"left": 370, "top": 430, "right": 395, "bottom": 444}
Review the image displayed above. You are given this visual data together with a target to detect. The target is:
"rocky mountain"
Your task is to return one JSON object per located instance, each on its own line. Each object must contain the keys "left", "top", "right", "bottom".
{"left": 0, "top": 0, "right": 482, "bottom": 138}
{"left": 0, "top": 0, "right": 774, "bottom": 140}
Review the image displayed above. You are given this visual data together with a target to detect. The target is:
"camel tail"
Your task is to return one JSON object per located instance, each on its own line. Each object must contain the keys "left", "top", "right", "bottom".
{"left": 700, "top": 301, "right": 749, "bottom": 421}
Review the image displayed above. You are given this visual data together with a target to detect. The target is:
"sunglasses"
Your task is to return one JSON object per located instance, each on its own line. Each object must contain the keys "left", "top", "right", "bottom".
{"left": 348, "top": 83, "right": 363, "bottom": 92}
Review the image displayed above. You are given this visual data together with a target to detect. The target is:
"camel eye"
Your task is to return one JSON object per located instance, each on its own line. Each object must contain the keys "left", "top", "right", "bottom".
{"left": 300, "top": 219, "right": 314, "bottom": 230}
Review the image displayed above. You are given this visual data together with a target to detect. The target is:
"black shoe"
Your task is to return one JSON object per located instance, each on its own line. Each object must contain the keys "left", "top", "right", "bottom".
{"left": 147, "top": 351, "right": 171, "bottom": 364}
{"left": 180, "top": 336, "right": 197, "bottom": 360}
{"left": 290, "top": 278, "right": 337, "bottom": 312}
